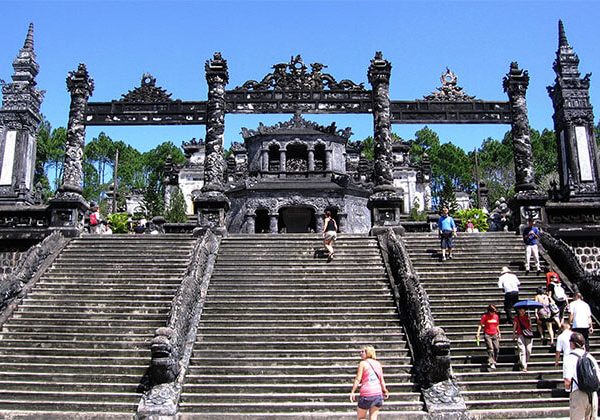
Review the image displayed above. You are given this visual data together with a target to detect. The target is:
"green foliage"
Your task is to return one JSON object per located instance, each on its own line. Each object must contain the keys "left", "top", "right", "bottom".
{"left": 165, "top": 187, "right": 188, "bottom": 223}
{"left": 455, "top": 208, "right": 489, "bottom": 232}
{"left": 361, "top": 136, "right": 374, "bottom": 161}
{"left": 408, "top": 199, "right": 428, "bottom": 221}
{"left": 107, "top": 213, "right": 130, "bottom": 234}
{"left": 474, "top": 134, "right": 515, "bottom": 205}
{"left": 141, "top": 172, "right": 164, "bottom": 218}
{"left": 531, "top": 128, "right": 557, "bottom": 184}
{"left": 439, "top": 175, "right": 458, "bottom": 212}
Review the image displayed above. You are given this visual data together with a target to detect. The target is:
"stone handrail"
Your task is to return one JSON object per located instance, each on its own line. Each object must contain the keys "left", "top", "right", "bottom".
{"left": 138, "top": 229, "right": 220, "bottom": 417}
{"left": 377, "top": 228, "right": 466, "bottom": 415}
{"left": 0, "top": 231, "right": 69, "bottom": 324}
{"left": 540, "top": 231, "right": 600, "bottom": 319}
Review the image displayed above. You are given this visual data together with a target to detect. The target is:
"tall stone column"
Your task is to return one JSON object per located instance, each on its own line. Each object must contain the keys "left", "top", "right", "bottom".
{"left": 325, "top": 150, "right": 333, "bottom": 172}
{"left": 203, "top": 52, "right": 228, "bottom": 193}
{"left": 367, "top": 52, "right": 403, "bottom": 234}
{"left": 0, "top": 23, "right": 44, "bottom": 206}
{"left": 244, "top": 211, "right": 256, "bottom": 234}
{"left": 194, "top": 53, "right": 230, "bottom": 234}
{"left": 547, "top": 20, "right": 600, "bottom": 199}
{"left": 368, "top": 51, "right": 394, "bottom": 191}
{"left": 503, "top": 62, "right": 546, "bottom": 229}
{"left": 49, "top": 63, "right": 94, "bottom": 236}
{"left": 503, "top": 62, "right": 535, "bottom": 193}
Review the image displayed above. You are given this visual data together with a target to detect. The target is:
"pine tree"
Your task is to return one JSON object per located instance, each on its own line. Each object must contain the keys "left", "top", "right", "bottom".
{"left": 165, "top": 187, "right": 188, "bottom": 223}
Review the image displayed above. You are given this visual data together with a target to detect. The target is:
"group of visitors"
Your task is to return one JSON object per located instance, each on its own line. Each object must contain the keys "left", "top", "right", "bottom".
{"left": 88, "top": 204, "right": 112, "bottom": 235}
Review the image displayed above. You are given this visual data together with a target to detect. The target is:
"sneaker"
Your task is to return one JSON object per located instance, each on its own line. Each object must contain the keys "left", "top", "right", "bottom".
{"left": 490, "top": 363, "right": 496, "bottom": 370}
{"left": 537, "top": 270, "right": 541, "bottom": 275}
{"left": 442, "top": 257, "right": 447, "bottom": 261}
{"left": 448, "top": 255, "right": 453, "bottom": 260}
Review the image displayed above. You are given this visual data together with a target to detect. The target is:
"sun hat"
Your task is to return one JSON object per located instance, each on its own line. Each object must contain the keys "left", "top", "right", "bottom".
{"left": 500, "top": 266, "right": 512, "bottom": 274}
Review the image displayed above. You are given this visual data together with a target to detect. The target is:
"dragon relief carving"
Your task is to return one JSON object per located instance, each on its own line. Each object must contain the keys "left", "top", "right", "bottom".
{"left": 119, "top": 73, "right": 174, "bottom": 103}
{"left": 234, "top": 55, "right": 365, "bottom": 92}
{"left": 424, "top": 67, "right": 475, "bottom": 101}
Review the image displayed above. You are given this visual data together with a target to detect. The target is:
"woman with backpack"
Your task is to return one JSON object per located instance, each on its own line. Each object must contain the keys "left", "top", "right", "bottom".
{"left": 549, "top": 275, "right": 569, "bottom": 322}
{"left": 534, "top": 286, "right": 560, "bottom": 345}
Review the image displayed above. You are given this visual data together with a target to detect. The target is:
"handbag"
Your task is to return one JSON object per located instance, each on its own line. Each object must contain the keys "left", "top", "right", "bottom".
{"left": 517, "top": 316, "right": 534, "bottom": 338}
{"left": 549, "top": 302, "right": 560, "bottom": 316}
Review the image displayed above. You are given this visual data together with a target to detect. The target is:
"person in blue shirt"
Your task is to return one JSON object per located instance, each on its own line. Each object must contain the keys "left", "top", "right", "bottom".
{"left": 522, "top": 218, "right": 541, "bottom": 274}
{"left": 438, "top": 206, "right": 457, "bottom": 261}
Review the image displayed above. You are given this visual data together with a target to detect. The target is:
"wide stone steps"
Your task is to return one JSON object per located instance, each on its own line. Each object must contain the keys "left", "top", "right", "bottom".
{"left": 0, "top": 235, "right": 195, "bottom": 416}
{"left": 180, "top": 234, "right": 425, "bottom": 417}
{"left": 404, "top": 232, "right": 575, "bottom": 417}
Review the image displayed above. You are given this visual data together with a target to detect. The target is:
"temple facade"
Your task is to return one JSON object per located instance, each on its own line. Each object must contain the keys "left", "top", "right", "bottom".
{"left": 165, "top": 113, "right": 432, "bottom": 234}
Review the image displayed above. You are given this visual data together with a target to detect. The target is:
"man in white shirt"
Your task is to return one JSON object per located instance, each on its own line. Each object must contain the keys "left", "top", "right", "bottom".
{"left": 556, "top": 322, "right": 573, "bottom": 367}
{"left": 563, "top": 332, "right": 600, "bottom": 420}
{"left": 498, "top": 266, "right": 520, "bottom": 324}
{"left": 570, "top": 293, "right": 594, "bottom": 350}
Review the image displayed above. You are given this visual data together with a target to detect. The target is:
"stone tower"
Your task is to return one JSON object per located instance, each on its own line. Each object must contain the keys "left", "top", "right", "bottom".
{"left": 547, "top": 20, "right": 599, "bottom": 200}
{"left": 0, "top": 23, "right": 44, "bottom": 205}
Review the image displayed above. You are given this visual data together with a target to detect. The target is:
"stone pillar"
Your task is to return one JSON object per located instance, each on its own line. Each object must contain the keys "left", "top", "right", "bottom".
{"left": 368, "top": 51, "right": 394, "bottom": 192}
{"left": 503, "top": 62, "right": 547, "bottom": 230}
{"left": 262, "top": 149, "right": 269, "bottom": 172}
{"left": 279, "top": 149, "right": 286, "bottom": 173}
{"left": 48, "top": 63, "right": 94, "bottom": 237}
{"left": 269, "top": 214, "right": 278, "bottom": 233}
{"left": 308, "top": 149, "right": 315, "bottom": 172}
{"left": 194, "top": 53, "right": 230, "bottom": 234}
{"left": 325, "top": 150, "right": 333, "bottom": 172}
{"left": 547, "top": 20, "right": 600, "bottom": 200}
{"left": 0, "top": 23, "right": 44, "bottom": 206}
{"left": 338, "top": 212, "right": 348, "bottom": 233}
{"left": 60, "top": 64, "right": 94, "bottom": 196}
{"left": 367, "top": 52, "right": 403, "bottom": 234}
{"left": 244, "top": 211, "right": 256, "bottom": 234}
{"left": 203, "top": 52, "right": 228, "bottom": 193}
{"left": 503, "top": 62, "right": 535, "bottom": 193}
{"left": 315, "top": 213, "right": 324, "bottom": 233}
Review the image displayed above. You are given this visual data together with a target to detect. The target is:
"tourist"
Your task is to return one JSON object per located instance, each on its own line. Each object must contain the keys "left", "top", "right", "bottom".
{"left": 89, "top": 203, "right": 101, "bottom": 234}
{"left": 555, "top": 322, "right": 573, "bottom": 367}
{"left": 522, "top": 218, "right": 541, "bottom": 275}
{"left": 569, "top": 292, "right": 594, "bottom": 351}
{"left": 438, "top": 206, "right": 457, "bottom": 261}
{"left": 134, "top": 218, "right": 147, "bottom": 234}
{"left": 476, "top": 304, "right": 501, "bottom": 370}
{"left": 563, "top": 332, "right": 600, "bottom": 419}
{"left": 101, "top": 220, "right": 113, "bottom": 235}
{"left": 322, "top": 211, "right": 337, "bottom": 261}
{"left": 466, "top": 219, "right": 475, "bottom": 233}
{"left": 533, "top": 286, "right": 559, "bottom": 345}
{"left": 546, "top": 267, "right": 561, "bottom": 290}
{"left": 513, "top": 307, "right": 534, "bottom": 372}
{"left": 498, "top": 266, "right": 520, "bottom": 324}
{"left": 548, "top": 275, "right": 569, "bottom": 322}
{"left": 350, "top": 345, "right": 389, "bottom": 420}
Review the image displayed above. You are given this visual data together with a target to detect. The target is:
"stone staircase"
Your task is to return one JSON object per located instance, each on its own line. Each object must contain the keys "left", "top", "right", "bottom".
{"left": 404, "top": 231, "right": 600, "bottom": 419}
{"left": 179, "top": 234, "right": 426, "bottom": 418}
{"left": 0, "top": 234, "right": 196, "bottom": 417}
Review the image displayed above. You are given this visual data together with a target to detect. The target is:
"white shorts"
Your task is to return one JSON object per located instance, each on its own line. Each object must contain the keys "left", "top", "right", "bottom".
{"left": 323, "top": 231, "right": 337, "bottom": 241}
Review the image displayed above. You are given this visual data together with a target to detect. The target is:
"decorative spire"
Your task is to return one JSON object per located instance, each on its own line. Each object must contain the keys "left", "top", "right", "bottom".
{"left": 558, "top": 20, "right": 569, "bottom": 48}
{"left": 23, "top": 22, "right": 34, "bottom": 51}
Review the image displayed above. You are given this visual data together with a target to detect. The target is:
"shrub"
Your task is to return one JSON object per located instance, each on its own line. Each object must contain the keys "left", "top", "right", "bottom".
{"left": 107, "top": 213, "right": 130, "bottom": 234}
{"left": 455, "top": 208, "right": 489, "bottom": 232}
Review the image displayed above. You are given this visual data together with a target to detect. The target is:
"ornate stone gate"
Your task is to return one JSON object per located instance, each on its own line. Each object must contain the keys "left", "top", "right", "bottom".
{"left": 54, "top": 49, "right": 537, "bottom": 232}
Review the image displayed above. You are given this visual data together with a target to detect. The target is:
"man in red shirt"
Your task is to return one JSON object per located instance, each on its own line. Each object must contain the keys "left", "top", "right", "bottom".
{"left": 477, "top": 304, "right": 501, "bottom": 370}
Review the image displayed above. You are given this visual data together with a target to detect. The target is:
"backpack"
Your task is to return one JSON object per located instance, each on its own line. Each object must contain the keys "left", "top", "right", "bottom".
{"left": 552, "top": 283, "right": 567, "bottom": 302}
{"left": 575, "top": 352, "right": 600, "bottom": 394}
{"left": 90, "top": 212, "right": 98, "bottom": 226}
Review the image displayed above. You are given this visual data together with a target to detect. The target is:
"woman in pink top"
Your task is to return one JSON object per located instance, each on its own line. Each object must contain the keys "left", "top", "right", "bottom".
{"left": 349, "top": 345, "right": 389, "bottom": 419}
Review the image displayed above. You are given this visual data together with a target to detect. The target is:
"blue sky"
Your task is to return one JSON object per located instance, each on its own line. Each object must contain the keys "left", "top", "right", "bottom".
{"left": 1, "top": 0, "right": 599, "bottom": 153}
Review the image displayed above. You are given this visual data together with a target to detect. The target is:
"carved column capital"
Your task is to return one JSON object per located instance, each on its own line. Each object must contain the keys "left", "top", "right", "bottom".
{"left": 368, "top": 51, "right": 392, "bottom": 86}
{"left": 205, "top": 52, "right": 229, "bottom": 85}
{"left": 503, "top": 62, "right": 529, "bottom": 98}
{"left": 66, "top": 63, "right": 95, "bottom": 97}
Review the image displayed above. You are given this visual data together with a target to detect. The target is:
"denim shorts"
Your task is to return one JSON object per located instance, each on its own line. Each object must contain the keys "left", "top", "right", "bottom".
{"left": 358, "top": 395, "right": 384, "bottom": 409}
